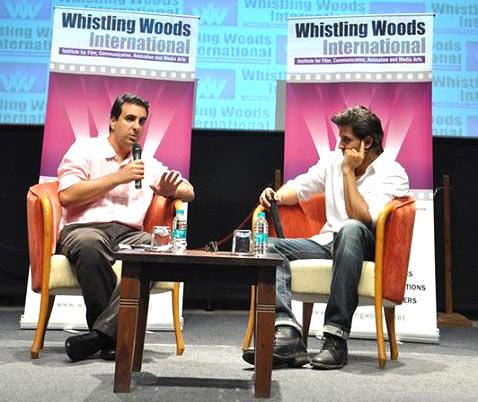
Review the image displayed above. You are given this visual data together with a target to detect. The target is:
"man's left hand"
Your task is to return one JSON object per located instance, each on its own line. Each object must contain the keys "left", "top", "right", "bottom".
{"left": 150, "top": 170, "right": 183, "bottom": 198}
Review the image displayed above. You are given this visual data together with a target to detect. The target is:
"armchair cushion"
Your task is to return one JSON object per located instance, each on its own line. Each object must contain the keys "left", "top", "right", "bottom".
{"left": 48, "top": 255, "right": 174, "bottom": 295}
{"left": 290, "top": 259, "right": 396, "bottom": 306}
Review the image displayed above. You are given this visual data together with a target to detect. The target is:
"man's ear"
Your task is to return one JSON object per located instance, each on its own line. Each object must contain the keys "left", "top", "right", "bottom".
{"left": 364, "top": 136, "right": 374, "bottom": 150}
{"left": 110, "top": 117, "right": 116, "bottom": 132}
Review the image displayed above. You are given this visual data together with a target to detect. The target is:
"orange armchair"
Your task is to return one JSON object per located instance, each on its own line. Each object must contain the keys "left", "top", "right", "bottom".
{"left": 26, "top": 181, "right": 185, "bottom": 358}
{"left": 242, "top": 194, "right": 416, "bottom": 367}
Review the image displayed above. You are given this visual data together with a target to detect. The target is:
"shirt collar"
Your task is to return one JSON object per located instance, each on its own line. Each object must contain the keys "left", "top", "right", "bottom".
{"left": 364, "top": 151, "right": 389, "bottom": 175}
{"left": 99, "top": 135, "right": 133, "bottom": 163}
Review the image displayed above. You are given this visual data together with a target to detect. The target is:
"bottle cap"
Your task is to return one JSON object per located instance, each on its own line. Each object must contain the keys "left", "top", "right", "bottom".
{"left": 258, "top": 212, "right": 266, "bottom": 218}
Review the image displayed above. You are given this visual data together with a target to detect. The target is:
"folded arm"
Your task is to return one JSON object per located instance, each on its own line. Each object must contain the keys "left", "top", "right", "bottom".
{"left": 59, "top": 160, "right": 144, "bottom": 208}
{"left": 342, "top": 169, "right": 372, "bottom": 225}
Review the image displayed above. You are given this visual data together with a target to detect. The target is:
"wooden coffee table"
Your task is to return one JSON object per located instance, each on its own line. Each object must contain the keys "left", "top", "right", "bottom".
{"left": 113, "top": 249, "right": 282, "bottom": 398}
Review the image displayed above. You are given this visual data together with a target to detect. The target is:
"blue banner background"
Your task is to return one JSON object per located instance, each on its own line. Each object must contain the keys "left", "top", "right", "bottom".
{"left": 0, "top": 0, "right": 476, "bottom": 136}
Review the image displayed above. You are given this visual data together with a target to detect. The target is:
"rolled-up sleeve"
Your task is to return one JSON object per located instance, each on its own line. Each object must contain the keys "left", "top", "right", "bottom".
{"left": 287, "top": 158, "right": 327, "bottom": 201}
{"left": 58, "top": 140, "right": 90, "bottom": 192}
{"left": 150, "top": 158, "right": 169, "bottom": 185}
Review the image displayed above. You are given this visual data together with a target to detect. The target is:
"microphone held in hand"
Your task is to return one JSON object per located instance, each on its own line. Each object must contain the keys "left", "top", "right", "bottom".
{"left": 132, "top": 143, "right": 142, "bottom": 189}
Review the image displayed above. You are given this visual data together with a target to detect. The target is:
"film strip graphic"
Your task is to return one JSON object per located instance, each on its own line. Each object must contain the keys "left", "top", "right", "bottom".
{"left": 50, "top": 62, "right": 195, "bottom": 81}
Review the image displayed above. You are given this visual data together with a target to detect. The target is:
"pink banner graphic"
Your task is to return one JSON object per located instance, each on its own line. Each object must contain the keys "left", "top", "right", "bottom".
{"left": 284, "top": 81, "right": 432, "bottom": 189}
{"left": 40, "top": 73, "right": 194, "bottom": 178}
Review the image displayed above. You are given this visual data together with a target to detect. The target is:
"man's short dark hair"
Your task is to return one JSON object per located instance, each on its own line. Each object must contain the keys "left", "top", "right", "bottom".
{"left": 109, "top": 93, "right": 149, "bottom": 132}
{"left": 331, "top": 106, "right": 384, "bottom": 154}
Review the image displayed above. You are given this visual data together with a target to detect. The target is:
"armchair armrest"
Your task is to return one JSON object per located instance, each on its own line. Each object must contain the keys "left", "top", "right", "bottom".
{"left": 252, "top": 193, "right": 327, "bottom": 238}
{"left": 143, "top": 196, "right": 183, "bottom": 232}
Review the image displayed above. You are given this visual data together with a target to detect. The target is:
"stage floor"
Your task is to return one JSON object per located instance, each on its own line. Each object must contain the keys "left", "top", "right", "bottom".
{"left": 1, "top": 307, "right": 477, "bottom": 401}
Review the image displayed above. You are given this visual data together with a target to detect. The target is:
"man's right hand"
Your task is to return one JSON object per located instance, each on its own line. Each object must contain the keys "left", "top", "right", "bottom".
{"left": 259, "top": 187, "right": 281, "bottom": 208}
{"left": 118, "top": 159, "right": 144, "bottom": 184}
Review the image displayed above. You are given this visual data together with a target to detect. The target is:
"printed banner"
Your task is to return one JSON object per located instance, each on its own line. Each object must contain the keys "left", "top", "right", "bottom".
{"left": 21, "top": 7, "right": 198, "bottom": 331}
{"left": 50, "top": 6, "right": 198, "bottom": 79}
{"left": 287, "top": 14, "right": 433, "bottom": 78}
{"left": 286, "top": 14, "right": 439, "bottom": 343}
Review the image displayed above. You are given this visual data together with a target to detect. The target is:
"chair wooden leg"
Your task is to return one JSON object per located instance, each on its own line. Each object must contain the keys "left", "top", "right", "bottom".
{"left": 31, "top": 294, "right": 55, "bottom": 359}
{"left": 374, "top": 300, "right": 387, "bottom": 368}
{"left": 241, "top": 285, "right": 256, "bottom": 351}
{"left": 385, "top": 307, "right": 399, "bottom": 360}
{"left": 172, "top": 283, "right": 185, "bottom": 356}
{"left": 302, "top": 302, "right": 314, "bottom": 347}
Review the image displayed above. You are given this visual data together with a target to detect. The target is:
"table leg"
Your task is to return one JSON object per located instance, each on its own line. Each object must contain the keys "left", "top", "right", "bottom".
{"left": 254, "top": 268, "right": 276, "bottom": 398}
{"left": 114, "top": 263, "right": 141, "bottom": 393}
{"left": 133, "top": 278, "right": 150, "bottom": 372}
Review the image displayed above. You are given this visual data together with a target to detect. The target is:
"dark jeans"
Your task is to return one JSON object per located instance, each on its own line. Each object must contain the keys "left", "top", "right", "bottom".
{"left": 57, "top": 222, "right": 151, "bottom": 339}
{"left": 269, "top": 219, "right": 375, "bottom": 339}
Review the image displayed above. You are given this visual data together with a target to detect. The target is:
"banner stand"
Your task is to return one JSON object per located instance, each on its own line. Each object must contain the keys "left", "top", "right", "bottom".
{"left": 285, "top": 13, "right": 439, "bottom": 343}
{"left": 21, "top": 7, "right": 199, "bottom": 331}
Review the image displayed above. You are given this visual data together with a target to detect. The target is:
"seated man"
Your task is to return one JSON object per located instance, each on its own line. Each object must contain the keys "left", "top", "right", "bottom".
{"left": 57, "top": 92, "right": 195, "bottom": 361}
{"left": 243, "top": 106, "right": 409, "bottom": 369}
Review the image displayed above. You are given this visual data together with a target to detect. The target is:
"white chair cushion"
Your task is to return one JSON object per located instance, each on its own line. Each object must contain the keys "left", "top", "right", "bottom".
{"left": 49, "top": 254, "right": 174, "bottom": 295}
{"left": 290, "top": 259, "right": 376, "bottom": 304}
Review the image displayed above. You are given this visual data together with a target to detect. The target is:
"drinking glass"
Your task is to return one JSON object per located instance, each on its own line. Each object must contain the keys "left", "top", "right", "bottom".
{"left": 151, "top": 226, "right": 171, "bottom": 252}
{"left": 232, "top": 229, "right": 252, "bottom": 255}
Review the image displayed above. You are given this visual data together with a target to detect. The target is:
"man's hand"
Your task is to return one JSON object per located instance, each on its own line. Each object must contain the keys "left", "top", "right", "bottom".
{"left": 117, "top": 160, "right": 144, "bottom": 184}
{"left": 342, "top": 140, "right": 365, "bottom": 174}
{"left": 150, "top": 170, "right": 183, "bottom": 198}
{"left": 259, "top": 187, "right": 282, "bottom": 208}
{"left": 59, "top": 160, "right": 145, "bottom": 208}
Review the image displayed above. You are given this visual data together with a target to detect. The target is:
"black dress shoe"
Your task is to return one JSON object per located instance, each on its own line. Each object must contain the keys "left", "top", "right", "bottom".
{"left": 65, "top": 331, "right": 103, "bottom": 361}
{"left": 99, "top": 347, "right": 116, "bottom": 361}
{"left": 311, "top": 333, "right": 348, "bottom": 370}
{"left": 242, "top": 325, "right": 309, "bottom": 368}
{"left": 65, "top": 330, "right": 114, "bottom": 362}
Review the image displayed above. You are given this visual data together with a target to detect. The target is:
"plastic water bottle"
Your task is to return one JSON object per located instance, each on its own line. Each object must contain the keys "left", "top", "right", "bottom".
{"left": 172, "top": 209, "right": 187, "bottom": 254}
{"left": 254, "top": 212, "right": 268, "bottom": 257}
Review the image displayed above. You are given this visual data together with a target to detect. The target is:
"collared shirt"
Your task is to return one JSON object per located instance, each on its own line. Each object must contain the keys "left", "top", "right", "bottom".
{"left": 58, "top": 135, "right": 168, "bottom": 230}
{"left": 287, "top": 150, "right": 409, "bottom": 245}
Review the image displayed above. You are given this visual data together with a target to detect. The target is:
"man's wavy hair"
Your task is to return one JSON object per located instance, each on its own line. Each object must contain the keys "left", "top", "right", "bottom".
{"left": 109, "top": 93, "right": 149, "bottom": 133}
{"left": 331, "top": 106, "right": 384, "bottom": 154}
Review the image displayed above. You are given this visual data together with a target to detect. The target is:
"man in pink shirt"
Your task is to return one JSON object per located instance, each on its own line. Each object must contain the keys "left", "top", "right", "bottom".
{"left": 57, "top": 93, "right": 194, "bottom": 361}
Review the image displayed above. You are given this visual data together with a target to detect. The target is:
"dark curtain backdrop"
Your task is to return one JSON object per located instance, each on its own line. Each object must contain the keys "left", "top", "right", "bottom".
{"left": 1, "top": 125, "right": 43, "bottom": 303}
{"left": 1, "top": 125, "right": 477, "bottom": 318}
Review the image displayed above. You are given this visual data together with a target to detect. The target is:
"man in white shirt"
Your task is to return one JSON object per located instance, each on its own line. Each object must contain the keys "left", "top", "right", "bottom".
{"left": 243, "top": 106, "right": 409, "bottom": 370}
{"left": 57, "top": 93, "right": 194, "bottom": 361}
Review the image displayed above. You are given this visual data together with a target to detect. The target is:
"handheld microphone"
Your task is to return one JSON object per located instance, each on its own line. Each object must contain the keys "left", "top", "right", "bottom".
{"left": 132, "top": 143, "right": 142, "bottom": 189}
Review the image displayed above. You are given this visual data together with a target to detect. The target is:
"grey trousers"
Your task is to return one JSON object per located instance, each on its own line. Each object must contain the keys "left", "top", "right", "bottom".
{"left": 58, "top": 222, "right": 151, "bottom": 340}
